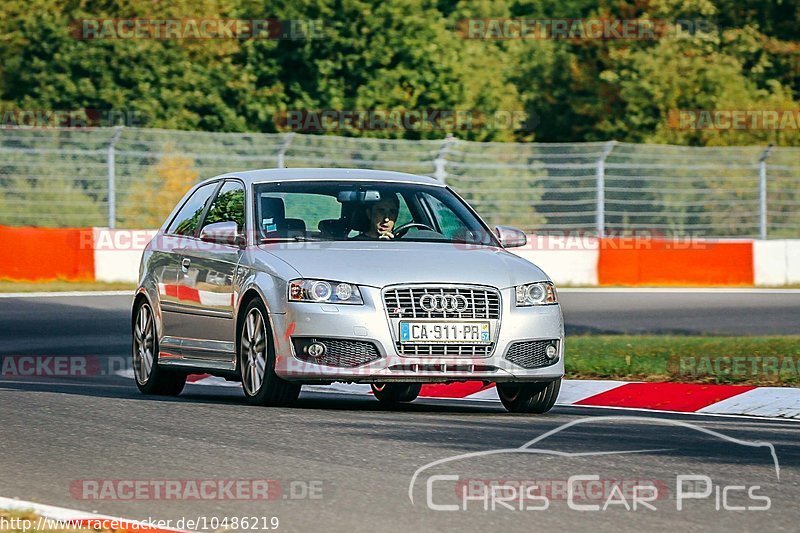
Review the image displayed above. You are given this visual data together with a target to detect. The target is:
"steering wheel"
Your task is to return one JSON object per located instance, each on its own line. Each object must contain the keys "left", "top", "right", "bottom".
{"left": 392, "top": 222, "right": 436, "bottom": 239}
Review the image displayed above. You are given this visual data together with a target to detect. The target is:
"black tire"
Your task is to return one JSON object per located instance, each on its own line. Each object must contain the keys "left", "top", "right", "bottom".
{"left": 496, "top": 379, "right": 561, "bottom": 414}
{"left": 132, "top": 300, "right": 186, "bottom": 396}
{"left": 371, "top": 383, "right": 422, "bottom": 403}
{"left": 238, "top": 298, "right": 300, "bottom": 407}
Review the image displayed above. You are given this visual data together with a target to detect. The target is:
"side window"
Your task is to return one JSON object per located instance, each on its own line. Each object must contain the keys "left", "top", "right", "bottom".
{"left": 421, "top": 193, "right": 469, "bottom": 239}
{"left": 203, "top": 180, "right": 246, "bottom": 233}
{"left": 396, "top": 196, "right": 412, "bottom": 226}
{"left": 167, "top": 182, "right": 218, "bottom": 236}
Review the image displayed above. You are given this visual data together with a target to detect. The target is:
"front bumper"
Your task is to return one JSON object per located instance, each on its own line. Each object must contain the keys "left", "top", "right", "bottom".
{"left": 271, "top": 285, "right": 564, "bottom": 383}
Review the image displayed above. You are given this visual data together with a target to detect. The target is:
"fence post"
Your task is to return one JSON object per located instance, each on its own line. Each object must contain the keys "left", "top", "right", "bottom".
{"left": 276, "top": 132, "right": 296, "bottom": 168}
{"left": 759, "top": 144, "right": 774, "bottom": 240}
{"left": 107, "top": 126, "right": 123, "bottom": 229}
{"left": 434, "top": 134, "right": 456, "bottom": 184}
{"left": 595, "top": 141, "right": 616, "bottom": 238}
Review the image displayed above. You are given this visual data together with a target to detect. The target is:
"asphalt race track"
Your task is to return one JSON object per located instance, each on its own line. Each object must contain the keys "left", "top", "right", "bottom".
{"left": 1, "top": 290, "right": 799, "bottom": 531}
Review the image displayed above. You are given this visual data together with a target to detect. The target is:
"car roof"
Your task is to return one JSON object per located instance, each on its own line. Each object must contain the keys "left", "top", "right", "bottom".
{"left": 206, "top": 168, "right": 444, "bottom": 187}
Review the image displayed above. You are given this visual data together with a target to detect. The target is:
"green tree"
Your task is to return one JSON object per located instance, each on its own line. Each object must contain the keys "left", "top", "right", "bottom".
{"left": 119, "top": 148, "right": 200, "bottom": 228}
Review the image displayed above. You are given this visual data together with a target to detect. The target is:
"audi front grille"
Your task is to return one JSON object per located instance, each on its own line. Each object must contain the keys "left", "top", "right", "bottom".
{"left": 383, "top": 285, "right": 501, "bottom": 319}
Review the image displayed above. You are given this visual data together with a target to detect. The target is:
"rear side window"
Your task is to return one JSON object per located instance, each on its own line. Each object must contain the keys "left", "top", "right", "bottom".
{"left": 167, "top": 182, "right": 218, "bottom": 236}
{"left": 204, "top": 180, "right": 246, "bottom": 233}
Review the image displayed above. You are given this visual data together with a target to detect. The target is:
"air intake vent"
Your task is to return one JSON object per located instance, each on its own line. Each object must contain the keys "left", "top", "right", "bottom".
{"left": 293, "top": 338, "right": 380, "bottom": 367}
{"left": 505, "top": 340, "right": 559, "bottom": 369}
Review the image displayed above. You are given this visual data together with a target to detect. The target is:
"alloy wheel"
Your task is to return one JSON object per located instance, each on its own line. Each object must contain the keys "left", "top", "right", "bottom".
{"left": 133, "top": 303, "right": 155, "bottom": 385}
{"left": 241, "top": 307, "right": 268, "bottom": 395}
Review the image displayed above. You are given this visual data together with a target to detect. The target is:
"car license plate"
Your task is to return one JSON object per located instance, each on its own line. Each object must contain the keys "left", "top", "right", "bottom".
{"left": 399, "top": 321, "right": 491, "bottom": 344}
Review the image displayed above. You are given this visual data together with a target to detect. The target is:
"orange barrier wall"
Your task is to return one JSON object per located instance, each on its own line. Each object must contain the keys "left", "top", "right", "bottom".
{"left": 598, "top": 239, "right": 754, "bottom": 285}
{"left": 0, "top": 226, "right": 94, "bottom": 281}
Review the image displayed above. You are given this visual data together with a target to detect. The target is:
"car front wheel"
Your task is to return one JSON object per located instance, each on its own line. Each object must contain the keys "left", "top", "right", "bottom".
{"left": 496, "top": 379, "right": 561, "bottom": 414}
{"left": 371, "top": 383, "right": 422, "bottom": 403}
{"left": 239, "top": 298, "right": 300, "bottom": 407}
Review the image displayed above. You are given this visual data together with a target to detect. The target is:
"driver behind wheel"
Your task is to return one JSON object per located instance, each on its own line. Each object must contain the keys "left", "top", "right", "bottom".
{"left": 354, "top": 193, "right": 399, "bottom": 240}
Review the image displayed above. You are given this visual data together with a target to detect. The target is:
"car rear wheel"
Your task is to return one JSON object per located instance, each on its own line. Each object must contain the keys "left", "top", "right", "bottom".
{"left": 371, "top": 383, "right": 422, "bottom": 403}
{"left": 239, "top": 298, "right": 300, "bottom": 407}
{"left": 496, "top": 379, "right": 561, "bottom": 414}
{"left": 132, "top": 300, "right": 186, "bottom": 396}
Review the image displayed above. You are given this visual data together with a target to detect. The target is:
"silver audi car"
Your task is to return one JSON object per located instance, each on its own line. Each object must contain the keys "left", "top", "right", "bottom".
{"left": 132, "top": 168, "right": 564, "bottom": 413}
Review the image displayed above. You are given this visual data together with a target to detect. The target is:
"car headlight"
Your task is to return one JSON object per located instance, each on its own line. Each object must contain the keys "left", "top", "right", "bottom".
{"left": 288, "top": 279, "right": 364, "bottom": 305}
{"left": 515, "top": 281, "right": 557, "bottom": 306}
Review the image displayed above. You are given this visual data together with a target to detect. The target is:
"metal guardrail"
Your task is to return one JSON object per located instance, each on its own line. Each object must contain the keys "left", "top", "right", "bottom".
{"left": 0, "top": 127, "right": 797, "bottom": 237}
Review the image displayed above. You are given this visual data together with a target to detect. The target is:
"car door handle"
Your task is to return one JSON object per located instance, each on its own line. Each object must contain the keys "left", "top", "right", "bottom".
{"left": 181, "top": 258, "right": 191, "bottom": 271}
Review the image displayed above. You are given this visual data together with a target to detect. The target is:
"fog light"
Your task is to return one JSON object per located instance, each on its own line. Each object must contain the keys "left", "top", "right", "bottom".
{"left": 306, "top": 342, "right": 326, "bottom": 357}
{"left": 546, "top": 344, "right": 558, "bottom": 360}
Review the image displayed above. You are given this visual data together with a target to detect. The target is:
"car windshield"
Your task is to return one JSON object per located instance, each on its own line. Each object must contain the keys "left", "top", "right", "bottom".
{"left": 253, "top": 180, "right": 498, "bottom": 246}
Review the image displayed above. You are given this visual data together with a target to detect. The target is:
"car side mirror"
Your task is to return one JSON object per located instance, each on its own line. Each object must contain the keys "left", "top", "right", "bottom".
{"left": 494, "top": 225, "right": 527, "bottom": 248}
{"left": 199, "top": 221, "right": 245, "bottom": 247}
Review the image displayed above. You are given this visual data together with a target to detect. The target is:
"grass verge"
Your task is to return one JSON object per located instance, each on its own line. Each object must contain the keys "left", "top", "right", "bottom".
{"left": 567, "top": 335, "right": 800, "bottom": 386}
{"left": 0, "top": 279, "right": 135, "bottom": 293}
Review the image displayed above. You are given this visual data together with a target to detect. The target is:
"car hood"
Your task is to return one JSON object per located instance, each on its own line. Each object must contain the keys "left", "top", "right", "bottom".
{"left": 256, "top": 241, "right": 548, "bottom": 289}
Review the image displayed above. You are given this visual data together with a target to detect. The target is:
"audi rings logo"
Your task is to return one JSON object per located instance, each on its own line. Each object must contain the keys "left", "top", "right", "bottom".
{"left": 418, "top": 294, "right": 470, "bottom": 313}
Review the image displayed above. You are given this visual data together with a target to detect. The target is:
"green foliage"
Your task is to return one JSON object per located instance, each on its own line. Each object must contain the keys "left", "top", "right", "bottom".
{"left": 119, "top": 149, "right": 200, "bottom": 228}
{"left": 0, "top": 177, "right": 105, "bottom": 226}
{"left": 0, "top": 0, "right": 797, "bottom": 231}
{"left": 0, "top": 0, "right": 796, "bottom": 144}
